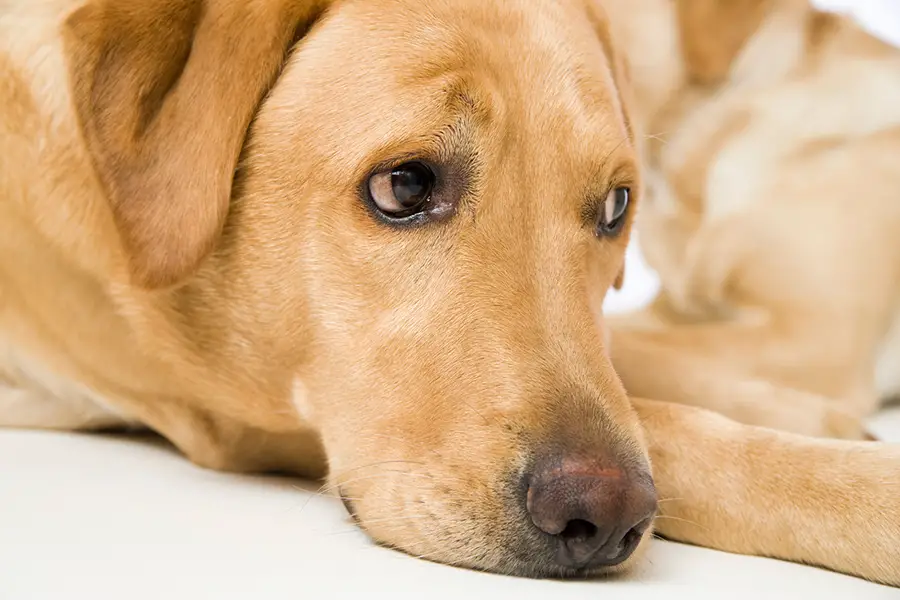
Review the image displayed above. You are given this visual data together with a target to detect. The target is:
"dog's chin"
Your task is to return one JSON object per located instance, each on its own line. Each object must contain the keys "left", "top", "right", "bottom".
{"left": 351, "top": 507, "right": 654, "bottom": 579}
{"left": 490, "top": 527, "right": 653, "bottom": 580}
{"left": 337, "top": 450, "right": 657, "bottom": 578}
{"left": 393, "top": 536, "right": 651, "bottom": 580}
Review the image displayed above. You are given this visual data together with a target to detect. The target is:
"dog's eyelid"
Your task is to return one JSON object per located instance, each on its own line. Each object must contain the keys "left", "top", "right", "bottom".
{"left": 360, "top": 153, "right": 476, "bottom": 229}
{"left": 580, "top": 174, "right": 636, "bottom": 229}
{"left": 366, "top": 154, "right": 440, "bottom": 178}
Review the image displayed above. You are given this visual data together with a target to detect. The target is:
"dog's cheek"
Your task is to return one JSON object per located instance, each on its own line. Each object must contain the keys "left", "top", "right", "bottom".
{"left": 324, "top": 410, "right": 522, "bottom": 555}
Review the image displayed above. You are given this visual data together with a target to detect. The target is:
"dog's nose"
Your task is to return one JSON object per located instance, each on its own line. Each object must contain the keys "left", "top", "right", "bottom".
{"left": 525, "top": 456, "right": 657, "bottom": 569}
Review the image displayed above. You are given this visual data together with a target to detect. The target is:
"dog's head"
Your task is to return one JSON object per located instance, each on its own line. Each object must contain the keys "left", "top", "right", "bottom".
{"left": 65, "top": 0, "right": 656, "bottom": 577}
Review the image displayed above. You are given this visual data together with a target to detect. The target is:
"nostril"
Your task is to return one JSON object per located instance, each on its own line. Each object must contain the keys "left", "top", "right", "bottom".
{"left": 611, "top": 526, "right": 643, "bottom": 559}
{"left": 599, "top": 517, "right": 652, "bottom": 563}
{"left": 559, "top": 518, "right": 598, "bottom": 543}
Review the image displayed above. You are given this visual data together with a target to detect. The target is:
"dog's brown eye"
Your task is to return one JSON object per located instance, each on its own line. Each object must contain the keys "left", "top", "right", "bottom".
{"left": 596, "top": 187, "right": 629, "bottom": 237}
{"left": 368, "top": 162, "right": 435, "bottom": 217}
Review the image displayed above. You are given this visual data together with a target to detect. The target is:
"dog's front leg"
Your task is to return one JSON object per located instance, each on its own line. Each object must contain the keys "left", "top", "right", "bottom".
{"left": 633, "top": 398, "right": 900, "bottom": 586}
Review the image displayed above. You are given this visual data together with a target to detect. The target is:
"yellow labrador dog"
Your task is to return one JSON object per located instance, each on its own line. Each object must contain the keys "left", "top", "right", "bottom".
{"left": 606, "top": 1, "right": 900, "bottom": 435}
{"left": 1, "top": 0, "right": 898, "bottom": 586}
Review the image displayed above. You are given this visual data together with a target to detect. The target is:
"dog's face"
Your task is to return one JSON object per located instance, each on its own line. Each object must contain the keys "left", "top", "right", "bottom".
{"left": 66, "top": 0, "right": 654, "bottom": 577}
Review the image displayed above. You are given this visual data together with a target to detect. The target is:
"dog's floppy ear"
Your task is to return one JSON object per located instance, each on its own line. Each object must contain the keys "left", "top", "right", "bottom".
{"left": 675, "top": 0, "right": 773, "bottom": 85}
{"left": 64, "top": 0, "right": 328, "bottom": 287}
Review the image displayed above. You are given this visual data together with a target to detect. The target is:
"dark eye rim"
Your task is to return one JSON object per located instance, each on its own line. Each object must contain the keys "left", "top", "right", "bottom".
{"left": 595, "top": 186, "right": 631, "bottom": 238}
{"left": 361, "top": 160, "right": 440, "bottom": 227}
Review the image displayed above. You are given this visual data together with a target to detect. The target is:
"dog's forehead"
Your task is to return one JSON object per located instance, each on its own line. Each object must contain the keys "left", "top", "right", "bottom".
{"left": 270, "top": 0, "right": 633, "bottom": 187}
{"left": 312, "top": 0, "right": 622, "bottom": 109}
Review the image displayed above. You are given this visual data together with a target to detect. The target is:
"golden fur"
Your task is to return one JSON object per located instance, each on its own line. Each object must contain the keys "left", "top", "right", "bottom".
{"left": 1, "top": 0, "right": 898, "bottom": 585}
{"left": 607, "top": 0, "right": 900, "bottom": 429}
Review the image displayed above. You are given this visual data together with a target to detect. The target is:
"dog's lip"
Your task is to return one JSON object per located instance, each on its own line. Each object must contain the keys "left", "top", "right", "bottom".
{"left": 334, "top": 462, "right": 654, "bottom": 578}
{"left": 505, "top": 549, "right": 646, "bottom": 580}
{"left": 376, "top": 536, "right": 642, "bottom": 580}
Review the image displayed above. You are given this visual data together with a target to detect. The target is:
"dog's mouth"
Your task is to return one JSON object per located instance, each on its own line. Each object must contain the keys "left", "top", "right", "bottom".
{"left": 333, "top": 457, "right": 657, "bottom": 578}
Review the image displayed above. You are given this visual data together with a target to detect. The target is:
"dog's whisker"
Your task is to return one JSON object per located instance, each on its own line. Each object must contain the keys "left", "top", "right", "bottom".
{"left": 358, "top": 437, "right": 447, "bottom": 467}
{"left": 315, "top": 470, "right": 430, "bottom": 498}
{"left": 355, "top": 514, "right": 432, "bottom": 525}
{"left": 334, "top": 470, "right": 434, "bottom": 486}
{"left": 404, "top": 547, "right": 451, "bottom": 563}
{"left": 320, "top": 464, "right": 433, "bottom": 491}
{"left": 294, "top": 488, "right": 328, "bottom": 515}
{"left": 326, "top": 514, "right": 433, "bottom": 537}
{"left": 654, "top": 514, "right": 709, "bottom": 532}
{"left": 361, "top": 433, "right": 449, "bottom": 458}
{"left": 597, "top": 137, "right": 630, "bottom": 175}
{"left": 330, "top": 459, "right": 428, "bottom": 479}
{"left": 642, "top": 132, "right": 672, "bottom": 146}
{"left": 304, "top": 470, "right": 470, "bottom": 514}
{"left": 396, "top": 534, "right": 485, "bottom": 565}
{"left": 322, "top": 526, "right": 375, "bottom": 537}
{"left": 293, "top": 471, "right": 426, "bottom": 516}
{"left": 456, "top": 397, "right": 497, "bottom": 427}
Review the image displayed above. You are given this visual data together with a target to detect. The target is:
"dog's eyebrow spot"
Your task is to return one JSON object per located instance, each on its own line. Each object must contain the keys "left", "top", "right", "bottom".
{"left": 448, "top": 89, "right": 495, "bottom": 126}
{"left": 425, "top": 66, "right": 504, "bottom": 128}
{"left": 437, "top": 86, "right": 501, "bottom": 137}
